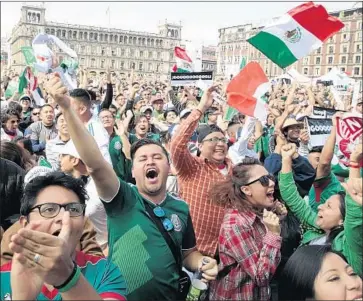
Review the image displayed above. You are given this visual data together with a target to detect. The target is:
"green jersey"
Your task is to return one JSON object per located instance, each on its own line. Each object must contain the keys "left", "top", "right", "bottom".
{"left": 109, "top": 135, "right": 132, "bottom": 182}
{"left": 102, "top": 180, "right": 196, "bottom": 301}
{"left": 308, "top": 172, "right": 344, "bottom": 212}
{"left": 0, "top": 252, "right": 127, "bottom": 300}
{"left": 254, "top": 126, "right": 274, "bottom": 159}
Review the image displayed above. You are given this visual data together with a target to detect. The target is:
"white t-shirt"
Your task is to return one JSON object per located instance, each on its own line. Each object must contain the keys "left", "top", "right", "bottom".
{"left": 85, "top": 177, "right": 108, "bottom": 249}
{"left": 86, "top": 118, "right": 112, "bottom": 165}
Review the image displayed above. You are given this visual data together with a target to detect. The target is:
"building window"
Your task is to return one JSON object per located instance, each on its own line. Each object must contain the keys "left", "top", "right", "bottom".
{"left": 316, "top": 47, "right": 321, "bottom": 54}
{"left": 303, "top": 57, "right": 309, "bottom": 65}
{"left": 91, "top": 58, "right": 95, "bottom": 67}
{"left": 140, "top": 51, "right": 144, "bottom": 58}
{"left": 101, "top": 60, "right": 105, "bottom": 68}
{"left": 130, "top": 49, "right": 134, "bottom": 57}
{"left": 315, "top": 67, "right": 320, "bottom": 75}
{"left": 81, "top": 46, "right": 85, "bottom": 53}
{"left": 356, "top": 56, "right": 361, "bottom": 64}
{"left": 112, "top": 50, "right": 115, "bottom": 56}
{"left": 121, "top": 49, "right": 125, "bottom": 56}
{"left": 94, "top": 33, "right": 98, "bottom": 41}
{"left": 357, "top": 44, "right": 362, "bottom": 52}
{"left": 354, "top": 67, "right": 360, "bottom": 75}
{"left": 316, "top": 57, "right": 321, "bottom": 64}
{"left": 157, "top": 52, "right": 161, "bottom": 59}
{"left": 148, "top": 63, "right": 153, "bottom": 71}
{"left": 120, "top": 61, "right": 124, "bottom": 69}
{"left": 148, "top": 51, "right": 152, "bottom": 58}
{"left": 341, "top": 56, "right": 347, "bottom": 64}
{"left": 111, "top": 60, "right": 115, "bottom": 68}
{"left": 342, "top": 45, "right": 348, "bottom": 53}
{"left": 81, "top": 58, "right": 85, "bottom": 65}
{"left": 73, "top": 31, "right": 77, "bottom": 39}
{"left": 101, "top": 48, "right": 105, "bottom": 55}
{"left": 303, "top": 68, "right": 308, "bottom": 75}
{"left": 139, "top": 62, "right": 143, "bottom": 71}
{"left": 62, "top": 30, "right": 66, "bottom": 38}
{"left": 328, "top": 57, "right": 333, "bottom": 64}
{"left": 328, "top": 46, "right": 334, "bottom": 54}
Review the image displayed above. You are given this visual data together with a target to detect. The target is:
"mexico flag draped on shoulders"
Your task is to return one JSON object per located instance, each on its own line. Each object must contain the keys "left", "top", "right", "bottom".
{"left": 226, "top": 62, "right": 270, "bottom": 122}
{"left": 247, "top": 2, "right": 344, "bottom": 68}
{"left": 171, "top": 46, "right": 193, "bottom": 72}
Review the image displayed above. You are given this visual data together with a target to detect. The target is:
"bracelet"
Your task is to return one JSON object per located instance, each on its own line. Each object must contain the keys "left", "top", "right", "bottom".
{"left": 54, "top": 261, "right": 81, "bottom": 293}
{"left": 350, "top": 165, "right": 360, "bottom": 169}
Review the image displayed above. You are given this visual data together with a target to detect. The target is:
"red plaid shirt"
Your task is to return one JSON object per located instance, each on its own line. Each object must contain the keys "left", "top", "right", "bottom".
{"left": 170, "top": 109, "right": 232, "bottom": 257}
{"left": 209, "top": 209, "right": 282, "bottom": 301}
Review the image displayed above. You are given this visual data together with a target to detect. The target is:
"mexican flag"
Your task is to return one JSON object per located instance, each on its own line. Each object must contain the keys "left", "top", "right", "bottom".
{"left": 173, "top": 46, "right": 193, "bottom": 72}
{"left": 226, "top": 62, "right": 270, "bottom": 122}
{"left": 247, "top": 2, "right": 344, "bottom": 68}
{"left": 18, "top": 66, "right": 44, "bottom": 106}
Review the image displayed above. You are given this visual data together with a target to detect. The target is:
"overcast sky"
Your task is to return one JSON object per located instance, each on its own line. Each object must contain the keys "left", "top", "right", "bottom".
{"left": 1, "top": 1, "right": 356, "bottom": 45}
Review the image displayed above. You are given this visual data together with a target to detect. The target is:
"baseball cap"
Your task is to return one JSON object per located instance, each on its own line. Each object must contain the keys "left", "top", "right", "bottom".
{"left": 140, "top": 105, "right": 153, "bottom": 114}
{"left": 59, "top": 141, "right": 81, "bottom": 159}
{"left": 180, "top": 108, "right": 192, "bottom": 119}
{"left": 151, "top": 97, "right": 164, "bottom": 104}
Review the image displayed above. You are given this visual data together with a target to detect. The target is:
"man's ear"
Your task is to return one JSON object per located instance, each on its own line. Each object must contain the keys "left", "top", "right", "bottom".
{"left": 19, "top": 216, "right": 28, "bottom": 228}
{"left": 72, "top": 157, "right": 80, "bottom": 167}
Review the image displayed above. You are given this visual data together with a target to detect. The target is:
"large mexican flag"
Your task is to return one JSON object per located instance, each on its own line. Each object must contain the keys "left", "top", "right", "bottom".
{"left": 247, "top": 2, "right": 344, "bottom": 68}
{"left": 172, "top": 46, "right": 193, "bottom": 73}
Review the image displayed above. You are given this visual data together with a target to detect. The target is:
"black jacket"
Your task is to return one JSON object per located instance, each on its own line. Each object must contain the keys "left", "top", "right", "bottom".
{"left": 0, "top": 158, "right": 26, "bottom": 230}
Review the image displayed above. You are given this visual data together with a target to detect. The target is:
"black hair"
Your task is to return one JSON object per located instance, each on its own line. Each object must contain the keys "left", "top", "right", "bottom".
{"left": 309, "top": 146, "right": 323, "bottom": 154}
{"left": 98, "top": 108, "right": 114, "bottom": 116}
{"left": 0, "top": 141, "right": 33, "bottom": 170}
{"left": 40, "top": 104, "right": 54, "bottom": 112}
{"left": 13, "top": 137, "right": 34, "bottom": 155}
{"left": 159, "top": 131, "right": 172, "bottom": 145}
{"left": 130, "top": 138, "right": 169, "bottom": 163}
{"left": 326, "top": 191, "right": 346, "bottom": 243}
{"left": 7, "top": 101, "right": 23, "bottom": 115}
{"left": 20, "top": 171, "right": 89, "bottom": 216}
{"left": 279, "top": 245, "right": 348, "bottom": 301}
{"left": 109, "top": 104, "right": 118, "bottom": 111}
{"left": 70, "top": 88, "right": 92, "bottom": 108}
{"left": 1, "top": 108, "right": 21, "bottom": 126}
{"left": 87, "top": 89, "right": 97, "bottom": 101}
{"left": 55, "top": 112, "right": 63, "bottom": 124}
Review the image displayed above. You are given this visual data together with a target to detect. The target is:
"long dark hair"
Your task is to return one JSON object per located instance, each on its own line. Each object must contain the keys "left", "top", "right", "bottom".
{"left": 0, "top": 141, "right": 34, "bottom": 171}
{"left": 279, "top": 245, "right": 348, "bottom": 300}
{"left": 327, "top": 191, "right": 346, "bottom": 243}
{"left": 209, "top": 157, "right": 262, "bottom": 211}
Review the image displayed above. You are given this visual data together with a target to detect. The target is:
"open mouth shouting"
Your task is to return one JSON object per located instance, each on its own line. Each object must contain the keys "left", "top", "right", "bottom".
{"left": 266, "top": 189, "right": 275, "bottom": 202}
{"left": 52, "top": 229, "right": 61, "bottom": 237}
{"left": 145, "top": 167, "right": 159, "bottom": 184}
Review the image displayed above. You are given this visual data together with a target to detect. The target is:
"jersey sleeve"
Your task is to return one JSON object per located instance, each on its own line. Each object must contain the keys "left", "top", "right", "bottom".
{"left": 94, "top": 259, "right": 127, "bottom": 300}
{"left": 101, "top": 178, "right": 137, "bottom": 217}
{"left": 182, "top": 214, "right": 197, "bottom": 251}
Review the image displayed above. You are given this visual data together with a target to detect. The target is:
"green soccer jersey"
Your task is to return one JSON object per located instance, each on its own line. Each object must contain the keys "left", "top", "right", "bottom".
{"left": 129, "top": 133, "right": 160, "bottom": 145}
{"left": 308, "top": 171, "right": 345, "bottom": 212}
{"left": 102, "top": 179, "right": 196, "bottom": 301}
{"left": 0, "top": 252, "right": 126, "bottom": 300}
{"left": 109, "top": 135, "right": 132, "bottom": 182}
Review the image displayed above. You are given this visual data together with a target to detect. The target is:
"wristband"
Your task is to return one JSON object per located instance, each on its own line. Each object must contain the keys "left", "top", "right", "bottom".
{"left": 350, "top": 165, "right": 360, "bottom": 169}
{"left": 54, "top": 261, "right": 81, "bottom": 293}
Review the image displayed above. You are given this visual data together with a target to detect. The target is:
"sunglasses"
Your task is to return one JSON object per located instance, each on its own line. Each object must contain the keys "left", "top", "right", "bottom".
{"left": 153, "top": 206, "right": 174, "bottom": 231}
{"left": 32, "top": 112, "right": 40, "bottom": 116}
{"left": 245, "top": 174, "right": 275, "bottom": 187}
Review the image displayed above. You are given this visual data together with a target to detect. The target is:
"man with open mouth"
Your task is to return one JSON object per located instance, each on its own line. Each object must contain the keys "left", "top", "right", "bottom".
{"left": 45, "top": 75, "right": 219, "bottom": 301}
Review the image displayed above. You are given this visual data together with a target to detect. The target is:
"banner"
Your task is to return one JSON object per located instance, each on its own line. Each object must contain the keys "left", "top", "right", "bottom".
{"left": 21, "top": 46, "right": 37, "bottom": 66}
{"left": 306, "top": 118, "right": 333, "bottom": 147}
{"left": 310, "top": 106, "right": 339, "bottom": 119}
{"left": 336, "top": 113, "right": 363, "bottom": 165}
{"left": 170, "top": 71, "right": 213, "bottom": 87}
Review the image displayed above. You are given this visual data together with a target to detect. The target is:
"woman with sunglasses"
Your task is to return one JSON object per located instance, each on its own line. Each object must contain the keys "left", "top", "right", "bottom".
{"left": 1, "top": 108, "right": 23, "bottom": 141}
{"left": 209, "top": 158, "right": 282, "bottom": 301}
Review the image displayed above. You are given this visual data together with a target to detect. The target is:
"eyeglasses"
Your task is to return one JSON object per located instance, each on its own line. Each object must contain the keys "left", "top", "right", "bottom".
{"left": 153, "top": 206, "right": 174, "bottom": 231}
{"left": 32, "top": 112, "right": 40, "bottom": 116}
{"left": 203, "top": 137, "right": 229, "bottom": 144}
{"left": 28, "top": 203, "right": 86, "bottom": 218}
{"left": 245, "top": 174, "right": 275, "bottom": 187}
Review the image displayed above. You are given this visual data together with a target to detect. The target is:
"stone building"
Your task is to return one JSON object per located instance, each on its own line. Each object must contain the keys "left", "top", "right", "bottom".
{"left": 217, "top": 5, "right": 362, "bottom": 80}
{"left": 8, "top": 4, "right": 182, "bottom": 78}
{"left": 201, "top": 45, "right": 217, "bottom": 72}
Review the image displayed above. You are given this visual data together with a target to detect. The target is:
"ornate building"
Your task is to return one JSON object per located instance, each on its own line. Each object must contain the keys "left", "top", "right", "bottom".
{"left": 201, "top": 45, "right": 217, "bottom": 72}
{"left": 217, "top": 4, "right": 362, "bottom": 80}
{"left": 9, "top": 4, "right": 182, "bottom": 78}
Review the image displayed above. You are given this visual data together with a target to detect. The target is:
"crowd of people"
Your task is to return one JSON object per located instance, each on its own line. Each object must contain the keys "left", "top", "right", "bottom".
{"left": 0, "top": 65, "right": 362, "bottom": 301}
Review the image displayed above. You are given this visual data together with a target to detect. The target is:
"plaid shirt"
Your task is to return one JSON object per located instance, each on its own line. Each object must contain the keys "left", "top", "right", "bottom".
{"left": 209, "top": 209, "right": 282, "bottom": 301}
{"left": 170, "top": 109, "right": 233, "bottom": 257}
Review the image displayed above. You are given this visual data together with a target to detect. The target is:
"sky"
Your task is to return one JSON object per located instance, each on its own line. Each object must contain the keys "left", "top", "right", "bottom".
{"left": 1, "top": 1, "right": 357, "bottom": 46}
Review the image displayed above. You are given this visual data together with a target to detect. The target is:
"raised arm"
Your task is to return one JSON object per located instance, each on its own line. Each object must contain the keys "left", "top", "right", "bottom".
{"left": 46, "top": 75, "right": 119, "bottom": 201}
{"left": 100, "top": 68, "right": 113, "bottom": 110}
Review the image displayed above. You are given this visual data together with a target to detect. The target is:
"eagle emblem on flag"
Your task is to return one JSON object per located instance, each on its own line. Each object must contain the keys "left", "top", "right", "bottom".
{"left": 283, "top": 27, "right": 302, "bottom": 43}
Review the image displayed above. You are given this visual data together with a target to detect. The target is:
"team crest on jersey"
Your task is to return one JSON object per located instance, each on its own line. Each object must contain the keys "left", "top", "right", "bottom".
{"left": 114, "top": 141, "right": 122, "bottom": 150}
{"left": 171, "top": 214, "right": 182, "bottom": 232}
{"left": 3, "top": 293, "right": 11, "bottom": 300}
{"left": 283, "top": 27, "right": 302, "bottom": 43}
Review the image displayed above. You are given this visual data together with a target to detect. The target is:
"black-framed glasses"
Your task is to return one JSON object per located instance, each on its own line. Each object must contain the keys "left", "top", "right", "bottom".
{"left": 203, "top": 137, "right": 229, "bottom": 144}
{"left": 28, "top": 203, "right": 86, "bottom": 218}
{"left": 153, "top": 206, "right": 174, "bottom": 232}
{"left": 245, "top": 174, "right": 275, "bottom": 187}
